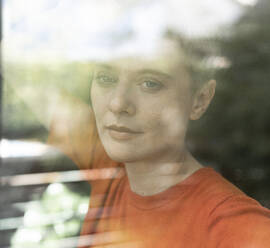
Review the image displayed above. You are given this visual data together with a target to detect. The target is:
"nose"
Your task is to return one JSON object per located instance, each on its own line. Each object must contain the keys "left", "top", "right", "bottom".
{"left": 108, "top": 88, "right": 136, "bottom": 116}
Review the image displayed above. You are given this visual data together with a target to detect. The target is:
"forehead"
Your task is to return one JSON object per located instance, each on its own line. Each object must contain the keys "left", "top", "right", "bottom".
{"left": 94, "top": 39, "right": 189, "bottom": 78}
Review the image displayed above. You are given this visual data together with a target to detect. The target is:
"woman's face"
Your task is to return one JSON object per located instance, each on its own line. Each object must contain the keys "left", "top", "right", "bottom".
{"left": 91, "top": 42, "right": 194, "bottom": 164}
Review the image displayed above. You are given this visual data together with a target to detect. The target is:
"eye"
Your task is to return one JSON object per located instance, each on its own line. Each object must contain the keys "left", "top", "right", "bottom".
{"left": 95, "top": 72, "right": 117, "bottom": 87}
{"left": 140, "top": 80, "right": 163, "bottom": 92}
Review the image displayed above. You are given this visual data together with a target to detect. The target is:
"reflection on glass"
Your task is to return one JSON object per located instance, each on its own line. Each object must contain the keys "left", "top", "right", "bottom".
{"left": 2, "top": 0, "right": 270, "bottom": 248}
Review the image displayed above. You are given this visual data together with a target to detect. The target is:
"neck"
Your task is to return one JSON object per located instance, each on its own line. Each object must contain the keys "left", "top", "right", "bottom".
{"left": 124, "top": 151, "right": 202, "bottom": 196}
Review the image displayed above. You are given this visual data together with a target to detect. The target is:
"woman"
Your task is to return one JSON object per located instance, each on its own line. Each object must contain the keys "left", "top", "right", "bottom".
{"left": 49, "top": 34, "right": 270, "bottom": 248}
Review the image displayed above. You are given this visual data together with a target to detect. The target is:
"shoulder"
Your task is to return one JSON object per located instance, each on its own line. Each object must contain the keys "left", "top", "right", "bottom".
{"left": 190, "top": 167, "right": 246, "bottom": 207}
{"left": 198, "top": 168, "right": 270, "bottom": 248}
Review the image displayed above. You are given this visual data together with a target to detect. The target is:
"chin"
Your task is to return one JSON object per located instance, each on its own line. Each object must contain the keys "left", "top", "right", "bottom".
{"left": 105, "top": 149, "right": 139, "bottom": 163}
{"left": 103, "top": 143, "right": 150, "bottom": 163}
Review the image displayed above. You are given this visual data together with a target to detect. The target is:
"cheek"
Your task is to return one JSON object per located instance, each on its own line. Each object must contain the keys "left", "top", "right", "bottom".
{"left": 91, "top": 89, "right": 105, "bottom": 122}
{"left": 160, "top": 107, "right": 189, "bottom": 139}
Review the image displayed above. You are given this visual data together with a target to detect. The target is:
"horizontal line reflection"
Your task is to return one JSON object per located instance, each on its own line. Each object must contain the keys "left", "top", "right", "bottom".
{"left": 0, "top": 206, "right": 115, "bottom": 231}
{"left": 0, "top": 168, "right": 124, "bottom": 186}
{"left": 78, "top": 232, "right": 141, "bottom": 248}
{"left": 2, "top": 231, "right": 140, "bottom": 248}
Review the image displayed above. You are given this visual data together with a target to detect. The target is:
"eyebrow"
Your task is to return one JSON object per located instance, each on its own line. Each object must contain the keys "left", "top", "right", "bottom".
{"left": 95, "top": 63, "right": 116, "bottom": 71}
{"left": 135, "top": 69, "right": 173, "bottom": 80}
{"left": 95, "top": 63, "right": 173, "bottom": 80}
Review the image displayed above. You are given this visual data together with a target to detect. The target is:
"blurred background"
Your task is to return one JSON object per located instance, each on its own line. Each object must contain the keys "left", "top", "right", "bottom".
{"left": 1, "top": 0, "right": 270, "bottom": 247}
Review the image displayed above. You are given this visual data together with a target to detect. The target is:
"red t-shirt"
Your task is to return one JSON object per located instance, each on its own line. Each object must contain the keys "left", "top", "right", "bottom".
{"left": 48, "top": 102, "right": 270, "bottom": 248}
{"left": 77, "top": 167, "right": 270, "bottom": 248}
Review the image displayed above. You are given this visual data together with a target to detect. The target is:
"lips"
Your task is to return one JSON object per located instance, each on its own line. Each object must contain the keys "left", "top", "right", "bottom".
{"left": 106, "top": 125, "right": 143, "bottom": 140}
{"left": 106, "top": 125, "right": 142, "bottom": 134}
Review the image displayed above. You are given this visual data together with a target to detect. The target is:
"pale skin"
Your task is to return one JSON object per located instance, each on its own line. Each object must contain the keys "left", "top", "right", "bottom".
{"left": 91, "top": 40, "right": 216, "bottom": 196}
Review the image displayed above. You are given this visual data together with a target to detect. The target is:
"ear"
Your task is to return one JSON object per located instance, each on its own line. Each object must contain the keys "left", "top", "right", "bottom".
{"left": 190, "top": 80, "right": 216, "bottom": 120}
